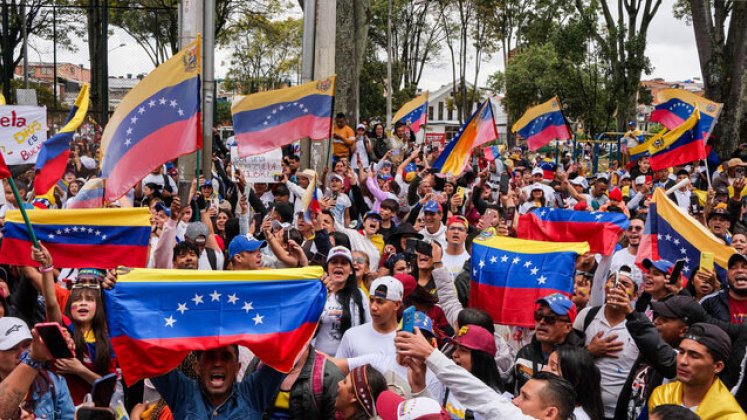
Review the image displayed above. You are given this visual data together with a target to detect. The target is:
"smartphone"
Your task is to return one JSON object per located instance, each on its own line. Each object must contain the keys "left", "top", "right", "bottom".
{"left": 700, "top": 252, "right": 714, "bottom": 272}
{"left": 504, "top": 207, "right": 516, "bottom": 228}
{"left": 91, "top": 373, "right": 117, "bottom": 407}
{"left": 35, "top": 323, "right": 74, "bottom": 359}
{"left": 177, "top": 181, "right": 191, "bottom": 207}
{"left": 456, "top": 186, "right": 466, "bottom": 200}
{"left": 75, "top": 407, "right": 116, "bottom": 420}
{"left": 402, "top": 306, "right": 416, "bottom": 333}
{"left": 613, "top": 271, "right": 620, "bottom": 289}
{"left": 273, "top": 173, "right": 283, "bottom": 182}
{"left": 500, "top": 172, "right": 510, "bottom": 195}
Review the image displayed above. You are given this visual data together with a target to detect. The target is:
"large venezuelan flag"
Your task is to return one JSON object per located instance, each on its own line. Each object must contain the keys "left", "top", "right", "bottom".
{"left": 0, "top": 208, "right": 151, "bottom": 268}
{"left": 650, "top": 88, "right": 721, "bottom": 139}
{"left": 636, "top": 188, "right": 735, "bottom": 280}
{"left": 104, "top": 266, "right": 327, "bottom": 384}
{"left": 517, "top": 208, "right": 629, "bottom": 256}
{"left": 101, "top": 38, "right": 201, "bottom": 202}
{"left": 34, "top": 85, "right": 90, "bottom": 194}
{"left": 393, "top": 92, "right": 428, "bottom": 134}
{"left": 512, "top": 96, "right": 572, "bottom": 151}
{"left": 648, "top": 108, "right": 705, "bottom": 170}
{"left": 431, "top": 99, "right": 498, "bottom": 176}
{"left": 231, "top": 77, "right": 336, "bottom": 158}
{"left": 470, "top": 234, "right": 589, "bottom": 327}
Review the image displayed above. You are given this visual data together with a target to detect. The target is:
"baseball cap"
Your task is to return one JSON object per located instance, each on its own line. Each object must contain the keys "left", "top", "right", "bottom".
{"left": 708, "top": 203, "right": 729, "bottom": 220}
{"left": 574, "top": 201, "right": 588, "bottom": 211}
{"left": 683, "top": 322, "right": 732, "bottom": 361}
{"left": 185, "top": 222, "right": 210, "bottom": 241}
{"left": 0, "top": 317, "right": 32, "bottom": 351}
{"left": 635, "top": 175, "right": 646, "bottom": 185}
{"left": 651, "top": 296, "right": 704, "bottom": 325}
{"left": 642, "top": 258, "right": 675, "bottom": 274}
{"left": 728, "top": 253, "right": 747, "bottom": 268}
{"left": 450, "top": 325, "right": 496, "bottom": 356}
{"left": 370, "top": 276, "right": 404, "bottom": 302}
{"left": 364, "top": 211, "right": 383, "bottom": 221}
{"left": 356, "top": 124, "right": 366, "bottom": 130}
{"left": 327, "top": 246, "right": 353, "bottom": 264}
{"left": 154, "top": 202, "right": 172, "bottom": 217}
{"left": 608, "top": 188, "right": 623, "bottom": 201}
{"left": 80, "top": 156, "right": 97, "bottom": 170}
{"left": 536, "top": 293, "right": 577, "bottom": 322}
{"left": 296, "top": 169, "right": 317, "bottom": 180}
{"left": 393, "top": 273, "right": 417, "bottom": 299}
{"left": 201, "top": 179, "right": 214, "bottom": 189}
{"left": 376, "top": 391, "right": 449, "bottom": 420}
{"left": 531, "top": 167, "right": 544, "bottom": 176}
{"left": 228, "top": 235, "right": 267, "bottom": 259}
{"left": 330, "top": 173, "right": 345, "bottom": 182}
{"left": 569, "top": 176, "right": 587, "bottom": 187}
{"left": 423, "top": 200, "right": 442, "bottom": 213}
{"left": 529, "top": 183, "right": 544, "bottom": 191}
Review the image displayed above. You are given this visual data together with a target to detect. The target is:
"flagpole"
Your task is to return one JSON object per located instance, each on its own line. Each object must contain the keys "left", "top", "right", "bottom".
{"left": 7, "top": 178, "right": 40, "bottom": 248}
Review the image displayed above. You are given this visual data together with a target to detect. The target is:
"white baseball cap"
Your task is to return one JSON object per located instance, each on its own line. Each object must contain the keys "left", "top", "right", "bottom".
{"left": 370, "top": 276, "right": 404, "bottom": 302}
{"left": 531, "top": 167, "right": 544, "bottom": 176}
{"left": 0, "top": 317, "right": 32, "bottom": 351}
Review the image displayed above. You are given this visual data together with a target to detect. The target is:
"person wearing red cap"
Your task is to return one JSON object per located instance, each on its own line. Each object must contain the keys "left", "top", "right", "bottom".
{"left": 442, "top": 216, "right": 470, "bottom": 279}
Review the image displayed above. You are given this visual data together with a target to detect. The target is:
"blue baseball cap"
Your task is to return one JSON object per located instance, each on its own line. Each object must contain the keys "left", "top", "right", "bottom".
{"left": 228, "top": 235, "right": 267, "bottom": 260}
{"left": 536, "top": 293, "right": 577, "bottom": 322}
{"left": 363, "top": 211, "right": 382, "bottom": 221}
{"left": 423, "top": 200, "right": 442, "bottom": 213}
{"left": 642, "top": 258, "right": 674, "bottom": 274}
{"left": 154, "top": 202, "right": 171, "bottom": 217}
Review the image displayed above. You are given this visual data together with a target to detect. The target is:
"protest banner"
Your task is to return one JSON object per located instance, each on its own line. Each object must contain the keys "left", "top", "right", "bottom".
{"left": 231, "top": 146, "right": 283, "bottom": 183}
{"left": 0, "top": 105, "right": 48, "bottom": 165}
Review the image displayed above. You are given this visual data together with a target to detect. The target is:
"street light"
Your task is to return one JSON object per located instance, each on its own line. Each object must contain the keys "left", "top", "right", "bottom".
{"left": 108, "top": 43, "right": 126, "bottom": 53}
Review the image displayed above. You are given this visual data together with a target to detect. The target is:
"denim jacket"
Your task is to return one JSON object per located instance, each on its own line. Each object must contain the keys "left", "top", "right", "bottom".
{"left": 152, "top": 365, "right": 284, "bottom": 419}
{"left": 32, "top": 370, "right": 76, "bottom": 420}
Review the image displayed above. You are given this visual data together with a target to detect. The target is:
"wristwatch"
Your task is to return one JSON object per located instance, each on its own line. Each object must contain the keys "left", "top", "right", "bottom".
{"left": 20, "top": 351, "right": 45, "bottom": 371}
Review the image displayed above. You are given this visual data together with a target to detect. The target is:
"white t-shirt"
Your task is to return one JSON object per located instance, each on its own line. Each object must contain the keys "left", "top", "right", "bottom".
{"left": 141, "top": 173, "right": 177, "bottom": 192}
{"left": 313, "top": 289, "right": 370, "bottom": 355}
{"left": 331, "top": 193, "right": 352, "bottom": 226}
{"left": 351, "top": 137, "right": 370, "bottom": 169}
{"left": 610, "top": 247, "right": 643, "bottom": 286}
{"left": 198, "top": 248, "right": 225, "bottom": 271}
{"left": 336, "top": 323, "right": 395, "bottom": 359}
{"left": 442, "top": 249, "right": 470, "bottom": 279}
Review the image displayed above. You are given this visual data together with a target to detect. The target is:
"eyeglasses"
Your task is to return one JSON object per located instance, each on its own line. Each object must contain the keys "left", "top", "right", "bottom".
{"left": 533, "top": 310, "right": 569, "bottom": 325}
{"left": 627, "top": 226, "right": 643, "bottom": 232}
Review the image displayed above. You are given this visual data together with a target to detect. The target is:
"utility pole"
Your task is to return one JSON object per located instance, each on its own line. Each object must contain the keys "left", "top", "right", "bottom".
{"left": 386, "top": 0, "right": 392, "bottom": 130}
{"left": 177, "top": 0, "right": 201, "bottom": 200}
{"left": 21, "top": 0, "right": 28, "bottom": 89}
{"left": 1, "top": 0, "right": 10, "bottom": 101}
{"left": 299, "top": 0, "right": 316, "bottom": 172}
{"left": 202, "top": 0, "right": 214, "bottom": 179}
{"left": 99, "top": 0, "right": 108, "bottom": 125}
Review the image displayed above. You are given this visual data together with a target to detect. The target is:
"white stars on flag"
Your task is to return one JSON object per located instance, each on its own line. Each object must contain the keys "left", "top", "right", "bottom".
{"left": 473, "top": 248, "right": 549, "bottom": 286}
{"left": 164, "top": 289, "right": 265, "bottom": 328}
{"left": 210, "top": 290, "right": 222, "bottom": 302}
{"left": 46, "top": 226, "right": 110, "bottom": 242}
{"left": 242, "top": 301, "right": 254, "bottom": 313}
{"left": 123, "top": 96, "right": 186, "bottom": 148}
{"left": 191, "top": 294, "right": 204, "bottom": 305}
{"left": 164, "top": 316, "right": 176, "bottom": 327}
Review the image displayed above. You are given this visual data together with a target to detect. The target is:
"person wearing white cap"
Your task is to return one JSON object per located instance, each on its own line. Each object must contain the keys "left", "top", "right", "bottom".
{"left": 351, "top": 124, "right": 372, "bottom": 170}
{"left": 562, "top": 174, "right": 592, "bottom": 208}
{"left": 0, "top": 317, "right": 75, "bottom": 419}
{"left": 287, "top": 169, "right": 323, "bottom": 214}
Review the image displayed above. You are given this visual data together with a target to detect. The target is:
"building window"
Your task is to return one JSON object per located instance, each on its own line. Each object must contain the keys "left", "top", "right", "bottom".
{"left": 448, "top": 108, "right": 453, "bottom": 121}
{"left": 438, "top": 102, "right": 443, "bottom": 121}
{"left": 428, "top": 106, "right": 433, "bottom": 121}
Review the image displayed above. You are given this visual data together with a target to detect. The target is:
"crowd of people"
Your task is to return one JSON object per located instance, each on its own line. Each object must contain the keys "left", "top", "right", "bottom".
{"left": 1, "top": 114, "right": 747, "bottom": 420}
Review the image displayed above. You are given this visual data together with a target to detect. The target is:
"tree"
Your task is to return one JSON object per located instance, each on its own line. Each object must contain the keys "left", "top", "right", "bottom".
{"left": 359, "top": 49, "right": 387, "bottom": 120}
{"left": 222, "top": 16, "right": 302, "bottom": 94}
{"left": 574, "top": 0, "right": 662, "bottom": 130}
{"left": 108, "top": 0, "right": 179, "bottom": 66}
{"left": 334, "top": 0, "right": 370, "bottom": 122}
{"left": 674, "top": 0, "right": 747, "bottom": 157}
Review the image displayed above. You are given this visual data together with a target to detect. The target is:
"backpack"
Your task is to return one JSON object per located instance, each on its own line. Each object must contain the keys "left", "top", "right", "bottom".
{"left": 205, "top": 248, "right": 218, "bottom": 270}
{"left": 582, "top": 305, "right": 603, "bottom": 332}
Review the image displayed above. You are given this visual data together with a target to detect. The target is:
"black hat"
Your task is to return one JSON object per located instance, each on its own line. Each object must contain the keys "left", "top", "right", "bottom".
{"left": 683, "top": 323, "right": 732, "bottom": 361}
{"left": 728, "top": 253, "right": 747, "bottom": 268}
{"left": 388, "top": 223, "right": 423, "bottom": 245}
{"left": 651, "top": 296, "right": 704, "bottom": 325}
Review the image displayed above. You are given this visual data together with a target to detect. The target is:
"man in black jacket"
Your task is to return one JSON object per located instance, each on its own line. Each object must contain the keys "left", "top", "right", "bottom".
{"left": 701, "top": 253, "right": 747, "bottom": 324}
{"left": 511, "top": 293, "right": 585, "bottom": 393}
{"left": 615, "top": 295, "right": 705, "bottom": 419}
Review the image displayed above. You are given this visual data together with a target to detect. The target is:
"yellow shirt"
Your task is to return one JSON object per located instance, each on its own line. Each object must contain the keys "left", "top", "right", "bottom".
{"left": 649, "top": 378, "right": 747, "bottom": 420}
{"left": 332, "top": 125, "right": 355, "bottom": 158}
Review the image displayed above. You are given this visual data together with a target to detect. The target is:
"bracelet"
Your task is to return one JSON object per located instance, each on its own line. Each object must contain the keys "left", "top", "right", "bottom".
{"left": 39, "top": 265, "right": 54, "bottom": 274}
{"left": 20, "top": 351, "right": 45, "bottom": 371}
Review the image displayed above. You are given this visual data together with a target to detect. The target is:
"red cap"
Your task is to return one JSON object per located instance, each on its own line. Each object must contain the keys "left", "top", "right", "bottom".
{"left": 446, "top": 215, "right": 469, "bottom": 228}
{"left": 574, "top": 201, "right": 588, "bottom": 211}
{"left": 609, "top": 188, "right": 623, "bottom": 201}
{"left": 450, "top": 325, "right": 496, "bottom": 356}
{"left": 394, "top": 273, "right": 417, "bottom": 299}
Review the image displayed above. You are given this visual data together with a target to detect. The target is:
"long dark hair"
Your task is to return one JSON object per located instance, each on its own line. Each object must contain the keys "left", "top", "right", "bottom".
{"left": 64, "top": 287, "right": 112, "bottom": 374}
{"left": 554, "top": 346, "right": 604, "bottom": 420}
{"left": 326, "top": 258, "right": 365, "bottom": 334}
{"left": 470, "top": 349, "right": 504, "bottom": 393}
{"left": 350, "top": 365, "right": 387, "bottom": 420}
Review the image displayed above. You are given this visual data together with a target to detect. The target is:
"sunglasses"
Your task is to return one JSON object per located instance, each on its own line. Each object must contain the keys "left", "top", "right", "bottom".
{"left": 533, "top": 310, "right": 569, "bottom": 325}
{"left": 353, "top": 257, "right": 368, "bottom": 264}
{"left": 627, "top": 226, "right": 643, "bottom": 232}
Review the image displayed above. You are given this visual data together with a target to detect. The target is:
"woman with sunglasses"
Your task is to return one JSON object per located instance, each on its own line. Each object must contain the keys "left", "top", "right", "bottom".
{"left": 335, "top": 365, "right": 387, "bottom": 419}
{"left": 32, "top": 246, "right": 117, "bottom": 405}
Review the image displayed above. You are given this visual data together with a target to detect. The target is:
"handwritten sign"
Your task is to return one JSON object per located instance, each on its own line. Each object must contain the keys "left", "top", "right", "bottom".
{"left": 231, "top": 146, "right": 283, "bottom": 183}
{"left": 0, "top": 105, "right": 48, "bottom": 165}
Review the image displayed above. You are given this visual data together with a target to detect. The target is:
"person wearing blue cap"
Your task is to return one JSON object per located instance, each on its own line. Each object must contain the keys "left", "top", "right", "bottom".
{"left": 418, "top": 200, "right": 446, "bottom": 245}
{"left": 641, "top": 258, "right": 678, "bottom": 303}
{"left": 227, "top": 235, "right": 267, "bottom": 270}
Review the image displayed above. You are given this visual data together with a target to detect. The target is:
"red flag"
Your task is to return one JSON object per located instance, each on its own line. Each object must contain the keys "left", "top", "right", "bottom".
{"left": 0, "top": 153, "right": 11, "bottom": 179}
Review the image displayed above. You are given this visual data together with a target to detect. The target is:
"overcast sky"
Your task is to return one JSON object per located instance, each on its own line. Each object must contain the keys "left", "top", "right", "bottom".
{"left": 31, "top": 0, "right": 700, "bottom": 90}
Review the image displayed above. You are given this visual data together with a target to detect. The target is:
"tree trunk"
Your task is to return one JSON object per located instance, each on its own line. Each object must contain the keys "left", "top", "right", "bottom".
{"left": 335, "top": 0, "right": 369, "bottom": 122}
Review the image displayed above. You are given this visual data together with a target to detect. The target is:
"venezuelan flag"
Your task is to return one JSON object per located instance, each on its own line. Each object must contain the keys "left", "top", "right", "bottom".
{"left": 432, "top": 100, "right": 498, "bottom": 176}
{"left": 636, "top": 188, "right": 735, "bottom": 279}
{"left": 104, "top": 266, "right": 326, "bottom": 384}
{"left": 302, "top": 174, "right": 321, "bottom": 223}
{"left": 101, "top": 38, "right": 201, "bottom": 202}
{"left": 34, "top": 85, "right": 90, "bottom": 195}
{"left": 482, "top": 145, "right": 500, "bottom": 161}
{"left": 0, "top": 207, "right": 151, "bottom": 269}
{"left": 648, "top": 108, "right": 705, "bottom": 170}
{"left": 65, "top": 178, "right": 104, "bottom": 209}
{"left": 393, "top": 92, "right": 428, "bottom": 134}
{"left": 512, "top": 96, "right": 572, "bottom": 151}
{"left": 231, "top": 77, "right": 336, "bottom": 158}
{"left": 0, "top": 152, "right": 11, "bottom": 179}
{"left": 651, "top": 88, "right": 721, "bottom": 139}
{"left": 470, "top": 234, "right": 589, "bottom": 327}
{"left": 517, "top": 208, "right": 629, "bottom": 256}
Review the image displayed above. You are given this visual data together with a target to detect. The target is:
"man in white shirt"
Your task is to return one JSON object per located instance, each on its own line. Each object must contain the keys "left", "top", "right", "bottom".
{"left": 442, "top": 215, "right": 471, "bottom": 279}
{"left": 419, "top": 200, "right": 446, "bottom": 245}
{"left": 610, "top": 217, "right": 644, "bottom": 286}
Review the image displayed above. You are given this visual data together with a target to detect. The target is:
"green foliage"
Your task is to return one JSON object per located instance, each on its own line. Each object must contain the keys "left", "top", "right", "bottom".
{"left": 109, "top": 0, "right": 180, "bottom": 65}
{"left": 359, "top": 52, "right": 387, "bottom": 120}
